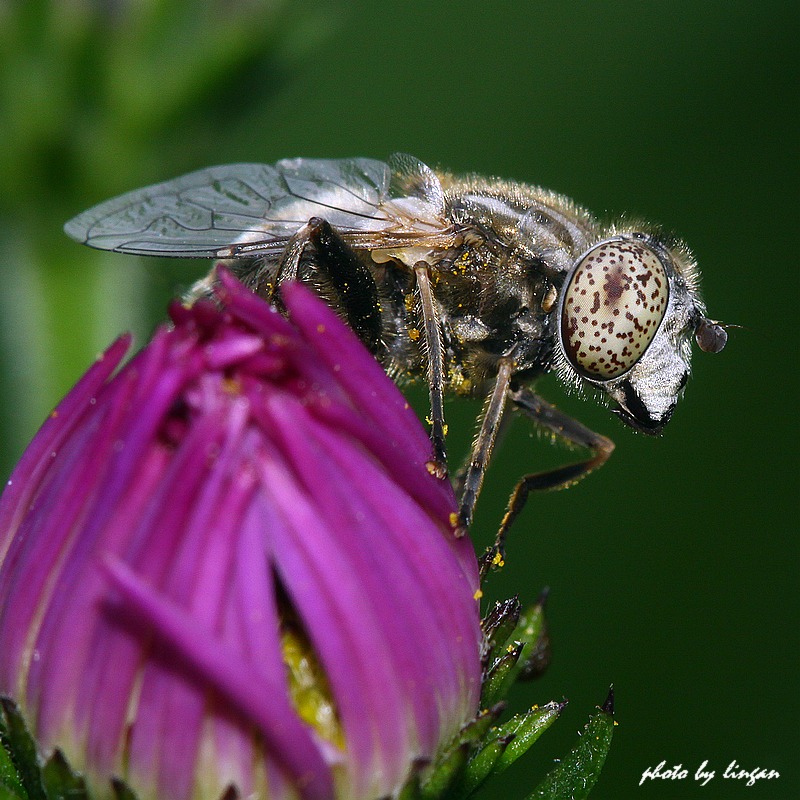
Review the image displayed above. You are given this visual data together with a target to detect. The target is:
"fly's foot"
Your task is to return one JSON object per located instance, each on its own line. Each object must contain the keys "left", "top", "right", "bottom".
{"left": 425, "top": 458, "right": 448, "bottom": 480}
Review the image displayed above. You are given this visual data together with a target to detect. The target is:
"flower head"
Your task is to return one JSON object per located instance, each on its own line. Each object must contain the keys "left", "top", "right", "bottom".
{"left": 0, "top": 270, "right": 481, "bottom": 800}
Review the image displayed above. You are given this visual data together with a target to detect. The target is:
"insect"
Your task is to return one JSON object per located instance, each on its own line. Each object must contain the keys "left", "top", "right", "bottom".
{"left": 64, "top": 154, "right": 726, "bottom": 567}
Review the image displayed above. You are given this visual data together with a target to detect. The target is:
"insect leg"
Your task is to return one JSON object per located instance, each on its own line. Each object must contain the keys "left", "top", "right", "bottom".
{"left": 274, "top": 217, "right": 382, "bottom": 353}
{"left": 413, "top": 262, "right": 448, "bottom": 478}
{"left": 480, "top": 386, "right": 615, "bottom": 579}
{"left": 458, "top": 358, "right": 514, "bottom": 530}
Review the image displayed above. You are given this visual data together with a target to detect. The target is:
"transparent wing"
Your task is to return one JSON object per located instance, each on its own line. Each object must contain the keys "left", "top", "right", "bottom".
{"left": 64, "top": 155, "right": 452, "bottom": 259}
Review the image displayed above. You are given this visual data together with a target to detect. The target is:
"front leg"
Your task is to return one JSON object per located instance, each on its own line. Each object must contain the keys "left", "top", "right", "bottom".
{"left": 414, "top": 262, "right": 449, "bottom": 478}
{"left": 480, "top": 385, "right": 614, "bottom": 579}
{"left": 270, "top": 221, "right": 449, "bottom": 472}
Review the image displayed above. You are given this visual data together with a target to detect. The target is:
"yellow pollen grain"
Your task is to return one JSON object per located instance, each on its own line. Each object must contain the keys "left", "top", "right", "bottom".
{"left": 425, "top": 459, "right": 449, "bottom": 479}
{"left": 473, "top": 588, "right": 483, "bottom": 601}
{"left": 408, "top": 328, "right": 421, "bottom": 342}
{"left": 449, "top": 512, "right": 460, "bottom": 528}
{"left": 492, "top": 552, "right": 505, "bottom": 568}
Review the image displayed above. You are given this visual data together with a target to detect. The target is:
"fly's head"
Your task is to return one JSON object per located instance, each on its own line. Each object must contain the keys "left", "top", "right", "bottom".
{"left": 554, "top": 230, "right": 726, "bottom": 434}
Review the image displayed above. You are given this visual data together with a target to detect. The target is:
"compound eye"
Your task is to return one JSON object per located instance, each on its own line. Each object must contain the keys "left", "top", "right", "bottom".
{"left": 560, "top": 240, "right": 669, "bottom": 380}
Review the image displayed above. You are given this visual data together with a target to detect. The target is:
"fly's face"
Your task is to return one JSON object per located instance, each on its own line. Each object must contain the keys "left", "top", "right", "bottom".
{"left": 555, "top": 232, "right": 726, "bottom": 434}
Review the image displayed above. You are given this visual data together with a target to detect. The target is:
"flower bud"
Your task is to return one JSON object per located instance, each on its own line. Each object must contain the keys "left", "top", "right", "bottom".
{"left": 0, "top": 270, "right": 482, "bottom": 800}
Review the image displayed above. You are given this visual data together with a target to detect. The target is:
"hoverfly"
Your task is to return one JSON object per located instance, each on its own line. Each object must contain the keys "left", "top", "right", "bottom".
{"left": 64, "top": 154, "right": 726, "bottom": 566}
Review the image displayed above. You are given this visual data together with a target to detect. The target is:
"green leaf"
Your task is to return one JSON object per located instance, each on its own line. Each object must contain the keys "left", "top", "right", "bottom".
{"left": 0, "top": 698, "right": 45, "bottom": 800}
{"left": 528, "top": 688, "right": 615, "bottom": 800}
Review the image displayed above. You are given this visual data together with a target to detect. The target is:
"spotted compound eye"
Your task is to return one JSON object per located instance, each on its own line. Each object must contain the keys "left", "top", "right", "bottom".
{"left": 560, "top": 239, "right": 669, "bottom": 380}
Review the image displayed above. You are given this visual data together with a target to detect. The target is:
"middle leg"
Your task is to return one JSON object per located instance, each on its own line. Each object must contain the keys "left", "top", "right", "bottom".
{"left": 480, "top": 385, "right": 615, "bottom": 579}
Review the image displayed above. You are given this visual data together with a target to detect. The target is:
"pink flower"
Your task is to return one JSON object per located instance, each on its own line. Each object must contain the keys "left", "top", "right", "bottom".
{"left": 0, "top": 270, "right": 482, "bottom": 800}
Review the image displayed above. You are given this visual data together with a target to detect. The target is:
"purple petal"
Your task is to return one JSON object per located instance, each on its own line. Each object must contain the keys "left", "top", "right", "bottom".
{"left": 0, "top": 334, "right": 131, "bottom": 561}
{"left": 104, "top": 559, "right": 333, "bottom": 800}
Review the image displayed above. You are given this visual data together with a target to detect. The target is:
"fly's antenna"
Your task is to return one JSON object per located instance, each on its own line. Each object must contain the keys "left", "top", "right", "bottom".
{"left": 694, "top": 317, "right": 732, "bottom": 353}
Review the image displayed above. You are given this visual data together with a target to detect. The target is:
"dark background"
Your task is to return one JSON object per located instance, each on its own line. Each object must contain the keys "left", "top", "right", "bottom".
{"left": 0, "top": 1, "right": 796, "bottom": 797}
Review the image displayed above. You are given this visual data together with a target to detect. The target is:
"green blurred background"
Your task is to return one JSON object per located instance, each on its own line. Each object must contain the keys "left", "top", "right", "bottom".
{"left": 0, "top": 1, "right": 796, "bottom": 797}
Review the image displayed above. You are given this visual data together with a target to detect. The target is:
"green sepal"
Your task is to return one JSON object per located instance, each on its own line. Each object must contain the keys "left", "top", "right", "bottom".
{"left": 418, "top": 743, "right": 469, "bottom": 800}
{"left": 0, "top": 698, "right": 143, "bottom": 800}
{"left": 480, "top": 643, "right": 523, "bottom": 707}
{"left": 0, "top": 735, "right": 28, "bottom": 800}
{"left": 41, "top": 751, "right": 88, "bottom": 800}
{"left": 493, "top": 700, "right": 565, "bottom": 773}
{"left": 397, "top": 769, "right": 423, "bottom": 800}
{"left": 480, "top": 594, "right": 550, "bottom": 709}
{"left": 415, "top": 704, "right": 506, "bottom": 799}
{"left": 453, "top": 701, "right": 565, "bottom": 797}
{"left": 452, "top": 706, "right": 504, "bottom": 749}
{"left": 514, "top": 597, "right": 550, "bottom": 681}
{"left": 457, "top": 738, "right": 506, "bottom": 797}
{"left": 111, "top": 778, "right": 139, "bottom": 800}
{"left": 480, "top": 598, "right": 521, "bottom": 665}
{"left": 0, "top": 698, "right": 45, "bottom": 800}
{"left": 527, "top": 687, "right": 615, "bottom": 800}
